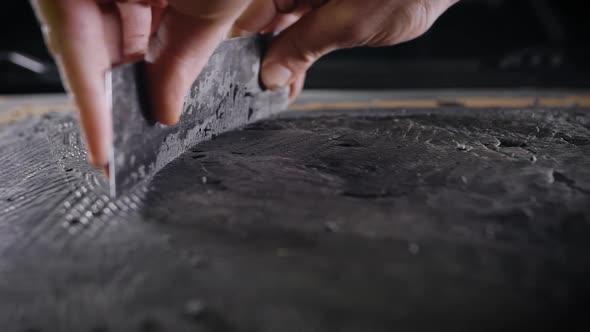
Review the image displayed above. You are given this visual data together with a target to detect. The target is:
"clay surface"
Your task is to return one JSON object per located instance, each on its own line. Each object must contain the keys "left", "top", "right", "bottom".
{"left": 0, "top": 106, "right": 589, "bottom": 331}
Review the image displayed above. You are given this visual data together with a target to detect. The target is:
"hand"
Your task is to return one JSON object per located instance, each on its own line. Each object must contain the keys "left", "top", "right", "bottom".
{"left": 256, "top": 0, "right": 459, "bottom": 94}
{"left": 30, "top": 0, "right": 287, "bottom": 167}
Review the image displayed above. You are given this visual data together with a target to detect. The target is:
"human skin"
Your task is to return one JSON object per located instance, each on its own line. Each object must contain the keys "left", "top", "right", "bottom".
{"left": 31, "top": 0, "right": 459, "bottom": 167}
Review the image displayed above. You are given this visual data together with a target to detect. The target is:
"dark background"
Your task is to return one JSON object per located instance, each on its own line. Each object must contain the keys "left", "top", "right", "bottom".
{"left": 1, "top": 0, "right": 589, "bottom": 93}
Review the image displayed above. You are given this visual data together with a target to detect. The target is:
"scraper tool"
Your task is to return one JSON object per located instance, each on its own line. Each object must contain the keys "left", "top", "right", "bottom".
{"left": 107, "top": 35, "right": 289, "bottom": 196}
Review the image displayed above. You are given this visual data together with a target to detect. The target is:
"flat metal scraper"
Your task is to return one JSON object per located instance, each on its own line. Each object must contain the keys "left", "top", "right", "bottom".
{"left": 107, "top": 35, "right": 289, "bottom": 196}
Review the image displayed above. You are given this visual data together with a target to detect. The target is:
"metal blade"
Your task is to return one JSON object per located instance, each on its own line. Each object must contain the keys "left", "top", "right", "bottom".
{"left": 108, "top": 35, "right": 289, "bottom": 196}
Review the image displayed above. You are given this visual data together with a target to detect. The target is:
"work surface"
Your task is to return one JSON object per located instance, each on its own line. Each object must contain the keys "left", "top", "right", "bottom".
{"left": 0, "top": 91, "right": 589, "bottom": 331}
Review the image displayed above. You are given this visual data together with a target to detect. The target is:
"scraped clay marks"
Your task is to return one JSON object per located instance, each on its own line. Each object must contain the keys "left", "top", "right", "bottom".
{"left": 0, "top": 112, "right": 146, "bottom": 252}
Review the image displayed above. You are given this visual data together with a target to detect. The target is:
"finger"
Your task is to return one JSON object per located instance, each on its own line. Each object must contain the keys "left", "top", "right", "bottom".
{"left": 260, "top": 6, "right": 309, "bottom": 34}
{"left": 167, "top": 0, "right": 248, "bottom": 20}
{"left": 274, "top": 0, "right": 297, "bottom": 13}
{"left": 33, "top": 0, "right": 113, "bottom": 166}
{"left": 116, "top": 2, "right": 152, "bottom": 62}
{"left": 273, "top": 0, "right": 323, "bottom": 13}
{"left": 229, "top": 0, "right": 314, "bottom": 38}
{"left": 100, "top": 3, "right": 124, "bottom": 64}
{"left": 261, "top": 1, "right": 349, "bottom": 89}
{"left": 262, "top": 0, "right": 316, "bottom": 34}
{"left": 229, "top": 0, "right": 277, "bottom": 38}
{"left": 109, "top": 0, "right": 168, "bottom": 7}
{"left": 289, "top": 73, "right": 305, "bottom": 103}
{"left": 146, "top": 7, "right": 231, "bottom": 125}
{"left": 151, "top": 6, "right": 166, "bottom": 33}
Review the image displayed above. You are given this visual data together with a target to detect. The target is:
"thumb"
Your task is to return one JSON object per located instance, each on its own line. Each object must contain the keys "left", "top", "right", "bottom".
{"left": 261, "top": 1, "right": 350, "bottom": 90}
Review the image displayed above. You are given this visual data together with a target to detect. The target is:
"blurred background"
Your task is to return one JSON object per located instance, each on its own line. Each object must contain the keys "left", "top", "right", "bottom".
{"left": 1, "top": 0, "right": 589, "bottom": 94}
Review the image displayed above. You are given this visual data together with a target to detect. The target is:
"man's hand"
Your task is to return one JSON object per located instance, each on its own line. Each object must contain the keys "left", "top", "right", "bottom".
{"left": 31, "top": 0, "right": 277, "bottom": 166}
{"left": 257, "top": 0, "right": 459, "bottom": 93}
{"left": 31, "top": 0, "right": 457, "bottom": 167}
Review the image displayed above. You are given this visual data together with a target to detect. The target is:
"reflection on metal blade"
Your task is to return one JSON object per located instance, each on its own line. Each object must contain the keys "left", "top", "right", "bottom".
{"left": 108, "top": 35, "right": 289, "bottom": 196}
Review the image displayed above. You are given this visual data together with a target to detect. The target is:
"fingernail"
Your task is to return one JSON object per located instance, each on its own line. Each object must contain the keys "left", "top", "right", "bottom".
{"left": 158, "top": 112, "right": 180, "bottom": 126}
{"left": 103, "top": 164, "right": 110, "bottom": 178}
{"left": 261, "top": 62, "right": 292, "bottom": 90}
{"left": 87, "top": 152, "right": 104, "bottom": 168}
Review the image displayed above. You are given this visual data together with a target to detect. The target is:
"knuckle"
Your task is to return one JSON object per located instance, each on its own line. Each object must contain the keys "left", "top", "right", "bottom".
{"left": 377, "top": 0, "right": 436, "bottom": 46}
{"left": 398, "top": 0, "right": 435, "bottom": 41}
